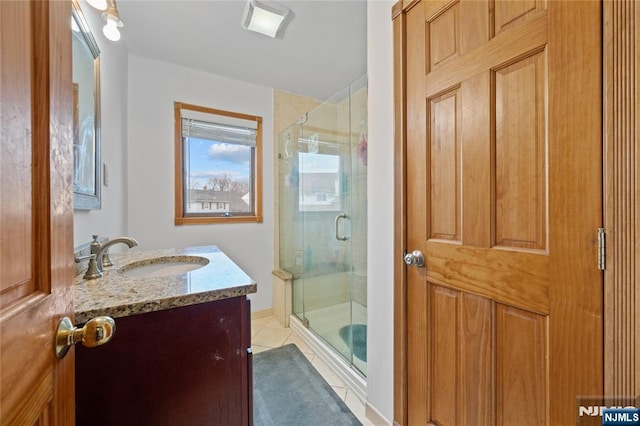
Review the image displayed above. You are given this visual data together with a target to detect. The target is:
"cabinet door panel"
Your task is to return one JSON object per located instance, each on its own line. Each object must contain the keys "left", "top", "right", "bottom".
{"left": 76, "top": 297, "right": 251, "bottom": 426}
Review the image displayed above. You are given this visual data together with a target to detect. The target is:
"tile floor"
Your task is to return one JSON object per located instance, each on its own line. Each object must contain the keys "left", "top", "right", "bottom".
{"left": 251, "top": 315, "right": 372, "bottom": 425}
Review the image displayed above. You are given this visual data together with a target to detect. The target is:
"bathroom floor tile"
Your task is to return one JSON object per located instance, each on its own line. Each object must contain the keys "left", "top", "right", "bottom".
{"left": 301, "top": 350, "right": 315, "bottom": 363}
{"left": 283, "top": 333, "right": 314, "bottom": 355}
{"left": 263, "top": 317, "right": 287, "bottom": 330}
{"left": 344, "top": 389, "right": 366, "bottom": 424}
{"left": 310, "top": 356, "right": 345, "bottom": 388}
{"left": 251, "top": 316, "right": 272, "bottom": 327}
{"left": 331, "top": 385, "right": 348, "bottom": 401}
{"left": 251, "top": 345, "right": 271, "bottom": 354}
{"left": 252, "top": 327, "right": 292, "bottom": 348}
{"left": 251, "top": 326, "right": 263, "bottom": 338}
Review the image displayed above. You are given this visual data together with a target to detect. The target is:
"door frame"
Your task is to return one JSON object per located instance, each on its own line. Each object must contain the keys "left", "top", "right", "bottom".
{"left": 392, "top": 2, "right": 410, "bottom": 425}
{"left": 391, "top": 0, "right": 639, "bottom": 424}
{"left": 602, "top": 0, "right": 640, "bottom": 401}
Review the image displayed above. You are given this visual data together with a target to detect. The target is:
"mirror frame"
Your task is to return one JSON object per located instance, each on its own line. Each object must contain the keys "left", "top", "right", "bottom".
{"left": 72, "top": 0, "right": 102, "bottom": 210}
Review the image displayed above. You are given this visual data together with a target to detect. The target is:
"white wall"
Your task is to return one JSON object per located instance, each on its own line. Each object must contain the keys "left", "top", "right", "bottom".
{"left": 73, "top": 1, "right": 129, "bottom": 248}
{"left": 127, "top": 55, "right": 274, "bottom": 312}
{"left": 367, "top": 0, "right": 395, "bottom": 422}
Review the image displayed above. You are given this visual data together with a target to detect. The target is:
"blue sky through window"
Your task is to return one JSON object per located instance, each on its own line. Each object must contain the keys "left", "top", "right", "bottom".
{"left": 186, "top": 137, "right": 251, "bottom": 189}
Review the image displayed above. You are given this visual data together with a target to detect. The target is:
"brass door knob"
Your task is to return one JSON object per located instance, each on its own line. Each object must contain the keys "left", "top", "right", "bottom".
{"left": 55, "top": 316, "right": 116, "bottom": 359}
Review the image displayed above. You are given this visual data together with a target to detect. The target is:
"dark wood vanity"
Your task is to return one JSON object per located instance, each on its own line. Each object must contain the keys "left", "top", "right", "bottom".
{"left": 75, "top": 296, "right": 252, "bottom": 426}
{"left": 73, "top": 246, "right": 256, "bottom": 426}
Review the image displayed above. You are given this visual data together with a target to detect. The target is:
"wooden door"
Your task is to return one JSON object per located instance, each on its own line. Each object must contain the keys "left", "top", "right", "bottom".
{"left": 1, "top": 1, "right": 75, "bottom": 424}
{"left": 395, "top": 0, "right": 603, "bottom": 424}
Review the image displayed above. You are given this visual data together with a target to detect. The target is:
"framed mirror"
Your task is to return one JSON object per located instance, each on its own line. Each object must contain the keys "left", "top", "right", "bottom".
{"left": 72, "top": 0, "right": 101, "bottom": 209}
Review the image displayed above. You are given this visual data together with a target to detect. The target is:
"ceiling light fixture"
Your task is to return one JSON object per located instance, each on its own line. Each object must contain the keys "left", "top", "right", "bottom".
{"left": 101, "top": 0, "right": 124, "bottom": 41}
{"left": 86, "top": 0, "right": 108, "bottom": 11}
{"left": 241, "top": 0, "right": 290, "bottom": 38}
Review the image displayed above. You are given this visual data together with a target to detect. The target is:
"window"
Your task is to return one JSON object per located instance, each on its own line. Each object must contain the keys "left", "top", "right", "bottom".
{"left": 174, "top": 102, "right": 263, "bottom": 224}
{"left": 298, "top": 152, "right": 341, "bottom": 212}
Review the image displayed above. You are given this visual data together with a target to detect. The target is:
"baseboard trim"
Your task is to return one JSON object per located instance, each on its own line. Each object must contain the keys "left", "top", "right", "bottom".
{"left": 251, "top": 308, "right": 273, "bottom": 320}
{"left": 365, "top": 402, "right": 392, "bottom": 425}
{"left": 289, "top": 314, "right": 367, "bottom": 403}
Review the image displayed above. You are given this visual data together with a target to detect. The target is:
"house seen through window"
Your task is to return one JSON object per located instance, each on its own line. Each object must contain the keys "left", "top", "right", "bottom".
{"left": 298, "top": 152, "right": 341, "bottom": 212}
{"left": 174, "top": 102, "right": 263, "bottom": 224}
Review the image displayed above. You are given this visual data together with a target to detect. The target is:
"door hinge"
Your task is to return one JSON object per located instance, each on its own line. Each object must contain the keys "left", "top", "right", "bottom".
{"left": 597, "top": 227, "right": 606, "bottom": 271}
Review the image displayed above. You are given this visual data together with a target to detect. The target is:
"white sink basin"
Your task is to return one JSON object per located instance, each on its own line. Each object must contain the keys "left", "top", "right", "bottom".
{"left": 118, "top": 256, "right": 209, "bottom": 278}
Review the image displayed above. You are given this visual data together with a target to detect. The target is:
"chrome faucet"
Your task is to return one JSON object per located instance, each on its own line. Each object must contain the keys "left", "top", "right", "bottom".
{"left": 91, "top": 235, "right": 139, "bottom": 272}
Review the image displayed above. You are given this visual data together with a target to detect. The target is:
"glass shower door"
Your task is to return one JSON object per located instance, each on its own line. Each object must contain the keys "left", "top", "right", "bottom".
{"left": 279, "top": 75, "right": 368, "bottom": 376}
{"left": 297, "top": 83, "right": 365, "bottom": 374}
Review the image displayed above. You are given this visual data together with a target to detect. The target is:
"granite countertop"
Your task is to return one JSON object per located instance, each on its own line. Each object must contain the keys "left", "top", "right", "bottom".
{"left": 74, "top": 245, "right": 257, "bottom": 323}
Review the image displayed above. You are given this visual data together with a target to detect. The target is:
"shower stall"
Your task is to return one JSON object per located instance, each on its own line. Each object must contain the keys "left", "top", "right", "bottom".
{"left": 278, "top": 75, "right": 368, "bottom": 378}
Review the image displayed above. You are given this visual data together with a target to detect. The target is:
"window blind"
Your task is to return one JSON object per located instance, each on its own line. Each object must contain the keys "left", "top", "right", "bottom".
{"left": 182, "top": 118, "right": 257, "bottom": 147}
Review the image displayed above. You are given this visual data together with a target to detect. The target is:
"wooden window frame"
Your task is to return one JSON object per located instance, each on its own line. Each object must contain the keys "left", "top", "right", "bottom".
{"left": 174, "top": 101, "right": 263, "bottom": 225}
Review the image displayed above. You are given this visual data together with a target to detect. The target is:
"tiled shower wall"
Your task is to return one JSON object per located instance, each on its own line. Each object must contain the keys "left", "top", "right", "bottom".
{"left": 273, "top": 90, "right": 321, "bottom": 270}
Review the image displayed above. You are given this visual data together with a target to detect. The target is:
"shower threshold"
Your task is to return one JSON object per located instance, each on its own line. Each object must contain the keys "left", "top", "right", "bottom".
{"left": 289, "top": 314, "right": 367, "bottom": 404}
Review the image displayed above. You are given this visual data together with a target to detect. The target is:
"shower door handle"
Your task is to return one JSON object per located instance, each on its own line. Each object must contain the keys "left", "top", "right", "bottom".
{"left": 335, "top": 213, "right": 349, "bottom": 241}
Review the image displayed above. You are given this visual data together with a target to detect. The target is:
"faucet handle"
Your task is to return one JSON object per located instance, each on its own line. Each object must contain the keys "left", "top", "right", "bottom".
{"left": 76, "top": 254, "right": 103, "bottom": 280}
{"left": 89, "top": 234, "right": 112, "bottom": 268}
{"left": 90, "top": 234, "right": 101, "bottom": 254}
{"left": 101, "top": 249, "right": 113, "bottom": 268}
{"left": 74, "top": 254, "right": 93, "bottom": 263}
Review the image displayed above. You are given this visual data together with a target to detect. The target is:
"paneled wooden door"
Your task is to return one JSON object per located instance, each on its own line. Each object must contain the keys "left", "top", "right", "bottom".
{"left": 1, "top": 0, "right": 75, "bottom": 424}
{"left": 397, "top": 0, "right": 603, "bottom": 424}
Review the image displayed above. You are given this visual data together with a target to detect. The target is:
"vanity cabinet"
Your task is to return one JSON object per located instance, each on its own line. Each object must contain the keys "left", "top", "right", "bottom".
{"left": 75, "top": 296, "right": 252, "bottom": 426}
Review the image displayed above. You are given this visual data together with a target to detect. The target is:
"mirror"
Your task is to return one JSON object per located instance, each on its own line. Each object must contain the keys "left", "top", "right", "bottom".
{"left": 72, "top": 0, "right": 101, "bottom": 209}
